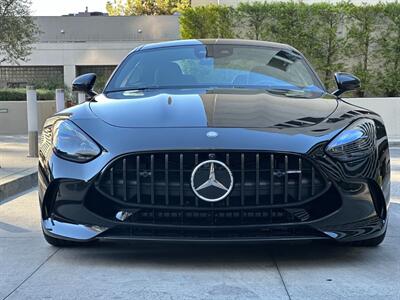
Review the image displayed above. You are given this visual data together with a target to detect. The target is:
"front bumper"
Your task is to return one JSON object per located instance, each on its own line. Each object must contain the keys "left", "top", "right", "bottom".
{"left": 39, "top": 147, "right": 390, "bottom": 243}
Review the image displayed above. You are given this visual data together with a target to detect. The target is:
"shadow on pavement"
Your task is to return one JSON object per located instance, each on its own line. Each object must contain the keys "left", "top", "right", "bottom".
{"left": 59, "top": 203, "right": 400, "bottom": 269}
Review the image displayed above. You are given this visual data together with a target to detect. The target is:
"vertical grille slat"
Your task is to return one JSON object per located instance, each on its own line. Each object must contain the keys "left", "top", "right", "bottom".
{"left": 151, "top": 154, "right": 155, "bottom": 205}
{"left": 122, "top": 158, "right": 127, "bottom": 202}
{"left": 226, "top": 153, "right": 230, "bottom": 206}
{"left": 255, "top": 153, "right": 260, "bottom": 205}
{"left": 311, "top": 167, "right": 316, "bottom": 196}
{"left": 194, "top": 153, "right": 199, "bottom": 207}
{"left": 180, "top": 153, "right": 184, "bottom": 206}
{"left": 241, "top": 153, "right": 245, "bottom": 206}
{"left": 298, "top": 158, "right": 302, "bottom": 201}
{"left": 136, "top": 156, "right": 141, "bottom": 204}
{"left": 110, "top": 167, "right": 114, "bottom": 196}
{"left": 165, "top": 154, "right": 169, "bottom": 205}
{"left": 270, "top": 154, "right": 274, "bottom": 205}
{"left": 284, "top": 155, "right": 288, "bottom": 203}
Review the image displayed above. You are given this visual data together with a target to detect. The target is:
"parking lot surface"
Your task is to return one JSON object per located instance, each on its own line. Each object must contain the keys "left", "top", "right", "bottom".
{"left": 1, "top": 149, "right": 400, "bottom": 300}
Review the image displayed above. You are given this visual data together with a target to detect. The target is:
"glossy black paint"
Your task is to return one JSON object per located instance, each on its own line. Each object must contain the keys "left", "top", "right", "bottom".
{"left": 72, "top": 73, "right": 97, "bottom": 97}
{"left": 333, "top": 72, "right": 361, "bottom": 97}
{"left": 39, "top": 39, "right": 390, "bottom": 244}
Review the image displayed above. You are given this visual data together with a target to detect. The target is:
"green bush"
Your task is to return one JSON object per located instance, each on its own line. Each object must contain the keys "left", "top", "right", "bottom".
{"left": 180, "top": 2, "right": 400, "bottom": 97}
{"left": 0, "top": 88, "right": 55, "bottom": 101}
{"left": 180, "top": 5, "right": 236, "bottom": 39}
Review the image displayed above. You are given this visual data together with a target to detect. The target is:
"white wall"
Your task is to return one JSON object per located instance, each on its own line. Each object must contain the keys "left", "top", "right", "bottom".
{"left": 0, "top": 98, "right": 399, "bottom": 140}
{"left": 344, "top": 98, "right": 400, "bottom": 141}
{"left": 0, "top": 101, "right": 56, "bottom": 135}
{"left": 1, "top": 16, "right": 180, "bottom": 88}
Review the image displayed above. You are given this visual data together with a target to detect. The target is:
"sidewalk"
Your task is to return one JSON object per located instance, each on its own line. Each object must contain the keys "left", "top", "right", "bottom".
{"left": 0, "top": 135, "right": 38, "bottom": 202}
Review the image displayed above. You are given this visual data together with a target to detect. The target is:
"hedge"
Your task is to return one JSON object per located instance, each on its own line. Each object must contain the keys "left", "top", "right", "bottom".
{"left": 0, "top": 88, "right": 55, "bottom": 101}
{"left": 180, "top": 2, "right": 400, "bottom": 97}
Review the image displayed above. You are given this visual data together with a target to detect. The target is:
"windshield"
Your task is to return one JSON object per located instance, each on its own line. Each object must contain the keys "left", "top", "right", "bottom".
{"left": 105, "top": 44, "right": 324, "bottom": 94}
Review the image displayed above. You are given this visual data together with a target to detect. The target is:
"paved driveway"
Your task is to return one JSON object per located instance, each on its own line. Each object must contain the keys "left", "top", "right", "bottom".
{"left": 1, "top": 150, "right": 400, "bottom": 300}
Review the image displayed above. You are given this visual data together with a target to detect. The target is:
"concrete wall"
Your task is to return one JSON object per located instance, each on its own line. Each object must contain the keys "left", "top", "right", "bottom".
{"left": 0, "top": 98, "right": 399, "bottom": 140}
{"left": 0, "top": 101, "right": 55, "bottom": 135}
{"left": 1, "top": 16, "right": 180, "bottom": 88}
{"left": 34, "top": 16, "right": 180, "bottom": 43}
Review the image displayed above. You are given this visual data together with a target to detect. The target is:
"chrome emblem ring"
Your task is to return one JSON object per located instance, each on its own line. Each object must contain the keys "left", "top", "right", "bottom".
{"left": 190, "top": 160, "right": 234, "bottom": 202}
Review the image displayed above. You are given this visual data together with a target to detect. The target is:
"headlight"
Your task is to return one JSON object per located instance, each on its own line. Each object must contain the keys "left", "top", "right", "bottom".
{"left": 326, "top": 119, "right": 376, "bottom": 162}
{"left": 52, "top": 120, "right": 101, "bottom": 162}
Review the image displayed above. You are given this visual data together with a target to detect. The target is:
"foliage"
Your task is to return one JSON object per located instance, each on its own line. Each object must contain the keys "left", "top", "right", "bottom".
{"left": 0, "top": 0, "right": 39, "bottom": 63}
{"left": 0, "top": 88, "right": 54, "bottom": 101}
{"left": 32, "top": 77, "right": 64, "bottom": 91}
{"left": 180, "top": 5, "right": 236, "bottom": 39}
{"left": 304, "top": 2, "right": 349, "bottom": 89}
{"left": 93, "top": 74, "right": 110, "bottom": 92}
{"left": 180, "top": 5, "right": 235, "bottom": 39}
{"left": 345, "top": 3, "right": 383, "bottom": 96}
{"left": 237, "top": 2, "right": 269, "bottom": 40}
{"left": 375, "top": 2, "right": 400, "bottom": 97}
{"left": 179, "top": 1, "right": 400, "bottom": 97}
{"left": 106, "top": 0, "right": 190, "bottom": 15}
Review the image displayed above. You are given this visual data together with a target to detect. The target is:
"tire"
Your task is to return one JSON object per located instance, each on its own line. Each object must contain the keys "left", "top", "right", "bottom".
{"left": 351, "top": 229, "right": 387, "bottom": 247}
{"left": 42, "top": 230, "right": 92, "bottom": 247}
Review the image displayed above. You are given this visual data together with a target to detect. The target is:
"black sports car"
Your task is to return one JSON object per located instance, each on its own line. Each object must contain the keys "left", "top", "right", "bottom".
{"left": 39, "top": 39, "right": 390, "bottom": 247}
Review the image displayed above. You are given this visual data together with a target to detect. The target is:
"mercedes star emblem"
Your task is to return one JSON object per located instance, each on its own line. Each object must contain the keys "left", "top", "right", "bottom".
{"left": 191, "top": 160, "right": 234, "bottom": 202}
{"left": 206, "top": 131, "right": 218, "bottom": 138}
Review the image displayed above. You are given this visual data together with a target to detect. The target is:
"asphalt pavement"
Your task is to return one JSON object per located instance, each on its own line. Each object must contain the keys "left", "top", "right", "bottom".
{"left": 1, "top": 150, "right": 400, "bottom": 300}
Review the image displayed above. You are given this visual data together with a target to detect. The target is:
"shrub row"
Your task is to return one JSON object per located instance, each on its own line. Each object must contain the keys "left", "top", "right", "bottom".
{"left": 180, "top": 2, "right": 400, "bottom": 97}
{"left": 0, "top": 88, "right": 55, "bottom": 101}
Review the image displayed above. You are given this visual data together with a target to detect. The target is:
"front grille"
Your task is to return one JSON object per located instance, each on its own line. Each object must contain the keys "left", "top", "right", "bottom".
{"left": 94, "top": 151, "right": 330, "bottom": 228}
{"left": 96, "top": 151, "right": 327, "bottom": 207}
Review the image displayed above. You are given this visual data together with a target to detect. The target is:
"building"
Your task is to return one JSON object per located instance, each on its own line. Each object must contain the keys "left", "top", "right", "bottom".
{"left": 0, "top": 15, "right": 180, "bottom": 89}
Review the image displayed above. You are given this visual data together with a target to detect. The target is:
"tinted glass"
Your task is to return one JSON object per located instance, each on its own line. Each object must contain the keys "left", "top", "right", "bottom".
{"left": 106, "top": 44, "right": 324, "bottom": 94}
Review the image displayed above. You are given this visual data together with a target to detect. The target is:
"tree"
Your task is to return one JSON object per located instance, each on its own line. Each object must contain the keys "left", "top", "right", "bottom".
{"left": 180, "top": 5, "right": 235, "bottom": 39}
{"left": 375, "top": 2, "right": 400, "bottom": 97}
{"left": 0, "top": 0, "right": 38, "bottom": 64}
{"left": 265, "top": 2, "right": 314, "bottom": 57}
{"left": 106, "top": 0, "right": 190, "bottom": 16}
{"left": 306, "top": 2, "right": 349, "bottom": 89}
{"left": 237, "top": 2, "right": 269, "bottom": 40}
{"left": 346, "top": 3, "right": 382, "bottom": 96}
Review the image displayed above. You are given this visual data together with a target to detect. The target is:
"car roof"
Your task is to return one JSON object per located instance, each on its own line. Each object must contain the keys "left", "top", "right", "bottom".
{"left": 137, "top": 39, "right": 297, "bottom": 52}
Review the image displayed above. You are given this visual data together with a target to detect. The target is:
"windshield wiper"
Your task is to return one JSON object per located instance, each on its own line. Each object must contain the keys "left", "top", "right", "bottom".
{"left": 105, "top": 84, "right": 255, "bottom": 93}
{"left": 105, "top": 86, "right": 164, "bottom": 93}
{"left": 265, "top": 88, "right": 321, "bottom": 98}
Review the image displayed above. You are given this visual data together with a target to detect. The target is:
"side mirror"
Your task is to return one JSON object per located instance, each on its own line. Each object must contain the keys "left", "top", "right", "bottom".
{"left": 72, "top": 73, "right": 97, "bottom": 97}
{"left": 333, "top": 72, "right": 361, "bottom": 97}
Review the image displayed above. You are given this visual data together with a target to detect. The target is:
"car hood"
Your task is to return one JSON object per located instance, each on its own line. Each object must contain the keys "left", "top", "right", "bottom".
{"left": 89, "top": 89, "right": 338, "bottom": 129}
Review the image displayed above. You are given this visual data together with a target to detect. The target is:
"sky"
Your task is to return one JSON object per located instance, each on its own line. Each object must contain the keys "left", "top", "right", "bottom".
{"left": 31, "top": 0, "right": 108, "bottom": 16}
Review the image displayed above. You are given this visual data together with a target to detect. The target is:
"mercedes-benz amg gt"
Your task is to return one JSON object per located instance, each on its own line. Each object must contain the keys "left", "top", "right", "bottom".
{"left": 39, "top": 39, "right": 390, "bottom": 247}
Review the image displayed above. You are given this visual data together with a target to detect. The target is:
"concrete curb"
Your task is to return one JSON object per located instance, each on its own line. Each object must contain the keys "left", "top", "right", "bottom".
{"left": 0, "top": 168, "right": 38, "bottom": 203}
